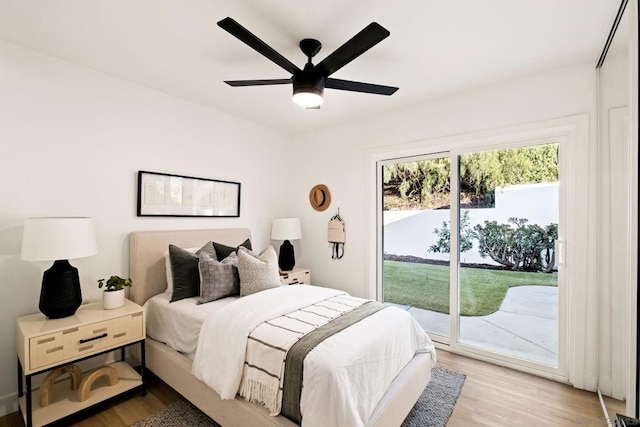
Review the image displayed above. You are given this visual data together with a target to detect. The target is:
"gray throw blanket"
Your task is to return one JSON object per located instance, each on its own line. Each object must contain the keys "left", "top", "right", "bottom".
{"left": 281, "top": 301, "right": 387, "bottom": 423}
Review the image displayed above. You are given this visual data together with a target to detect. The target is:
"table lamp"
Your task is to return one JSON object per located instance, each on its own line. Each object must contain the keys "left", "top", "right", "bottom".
{"left": 21, "top": 217, "right": 98, "bottom": 318}
{"left": 271, "top": 218, "right": 302, "bottom": 271}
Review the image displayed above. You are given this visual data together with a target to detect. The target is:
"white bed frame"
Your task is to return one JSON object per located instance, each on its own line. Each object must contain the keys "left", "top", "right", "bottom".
{"left": 129, "top": 228, "right": 433, "bottom": 427}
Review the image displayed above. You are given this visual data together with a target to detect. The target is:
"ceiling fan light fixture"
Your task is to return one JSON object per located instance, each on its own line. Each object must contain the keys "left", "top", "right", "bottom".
{"left": 292, "top": 88, "right": 323, "bottom": 108}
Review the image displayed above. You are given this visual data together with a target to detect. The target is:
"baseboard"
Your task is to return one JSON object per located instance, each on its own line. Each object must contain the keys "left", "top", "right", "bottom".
{"left": 0, "top": 392, "right": 19, "bottom": 418}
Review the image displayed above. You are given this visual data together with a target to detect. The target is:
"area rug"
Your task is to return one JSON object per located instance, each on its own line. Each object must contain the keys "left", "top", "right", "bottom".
{"left": 132, "top": 366, "right": 465, "bottom": 427}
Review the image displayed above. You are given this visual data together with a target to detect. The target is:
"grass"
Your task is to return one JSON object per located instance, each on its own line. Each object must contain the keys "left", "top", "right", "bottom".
{"left": 383, "top": 260, "right": 557, "bottom": 316}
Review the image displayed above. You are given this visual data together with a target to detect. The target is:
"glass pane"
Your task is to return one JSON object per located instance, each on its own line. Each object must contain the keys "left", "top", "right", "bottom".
{"left": 457, "top": 143, "right": 559, "bottom": 367}
{"left": 382, "top": 156, "right": 451, "bottom": 338}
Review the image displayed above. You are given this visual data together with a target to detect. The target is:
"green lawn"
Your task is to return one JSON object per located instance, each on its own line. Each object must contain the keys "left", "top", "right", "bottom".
{"left": 383, "top": 260, "right": 557, "bottom": 316}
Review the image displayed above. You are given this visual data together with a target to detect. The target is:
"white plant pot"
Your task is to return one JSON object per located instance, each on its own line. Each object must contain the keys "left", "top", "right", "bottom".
{"left": 103, "top": 289, "right": 125, "bottom": 310}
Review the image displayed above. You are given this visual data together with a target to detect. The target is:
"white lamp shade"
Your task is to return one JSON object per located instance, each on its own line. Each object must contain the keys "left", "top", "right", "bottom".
{"left": 271, "top": 218, "right": 302, "bottom": 241}
{"left": 21, "top": 217, "right": 98, "bottom": 261}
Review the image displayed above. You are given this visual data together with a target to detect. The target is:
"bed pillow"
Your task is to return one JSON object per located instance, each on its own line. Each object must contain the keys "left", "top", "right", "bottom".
{"left": 169, "top": 241, "right": 216, "bottom": 302}
{"left": 212, "top": 238, "right": 252, "bottom": 261}
{"left": 198, "top": 252, "right": 240, "bottom": 303}
{"left": 164, "top": 247, "right": 199, "bottom": 294}
{"left": 237, "top": 246, "right": 282, "bottom": 297}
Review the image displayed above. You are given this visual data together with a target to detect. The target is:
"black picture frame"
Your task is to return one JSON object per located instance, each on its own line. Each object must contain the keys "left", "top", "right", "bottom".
{"left": 136, "top": 170, "right": 241, "bottom": 217}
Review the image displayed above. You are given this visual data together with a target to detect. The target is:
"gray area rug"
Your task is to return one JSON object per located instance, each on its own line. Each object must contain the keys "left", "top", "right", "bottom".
{"left": 132, "top": 367, "right": 465, "bottom": 427}
{"left": 401, "top": 367, "right": 466, "bottom": 427}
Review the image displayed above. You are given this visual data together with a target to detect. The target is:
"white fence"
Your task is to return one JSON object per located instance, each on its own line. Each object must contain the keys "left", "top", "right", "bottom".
{"left": 383, "top": 182, "right": 558, "bottom": 265}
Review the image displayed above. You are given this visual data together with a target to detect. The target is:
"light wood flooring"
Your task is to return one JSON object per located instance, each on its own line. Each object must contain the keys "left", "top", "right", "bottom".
{"left": 1, "top": 349, "right": 625, "bottom": 427}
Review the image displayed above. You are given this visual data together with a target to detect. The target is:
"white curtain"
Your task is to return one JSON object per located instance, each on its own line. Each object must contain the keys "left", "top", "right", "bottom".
{"left": 567, "top": 66, "right": 630, "bottom": 398}
{"left": 597, "top": 104, "right": 630, "bottom": 399}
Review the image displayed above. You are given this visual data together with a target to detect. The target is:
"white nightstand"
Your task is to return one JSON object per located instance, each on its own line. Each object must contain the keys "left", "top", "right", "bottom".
{"left": 16, "top": 299, "right": 145, "bottom": 427}
{"left": 280, "top": 267, "right": 311, "bottom": 285}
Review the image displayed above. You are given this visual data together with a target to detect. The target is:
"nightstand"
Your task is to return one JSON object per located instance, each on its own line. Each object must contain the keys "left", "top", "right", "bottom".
{"left": 280, "top": 267, "right": 311, "bottom": 285}
{"left": 16, "top": 299, "right": 145, "bottom": 427}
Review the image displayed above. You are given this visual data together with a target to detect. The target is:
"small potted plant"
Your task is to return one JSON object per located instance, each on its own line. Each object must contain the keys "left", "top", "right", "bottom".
{"left": 98, "top": 276, "right": 132, "bottom": 310}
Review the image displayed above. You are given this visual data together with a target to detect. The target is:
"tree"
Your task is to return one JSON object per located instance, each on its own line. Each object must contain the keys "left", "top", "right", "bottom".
{"left": 428, "top": 210, "right": 474, "bottom": 254}
{"left": 542, "top": 223, "right": 558, "bottom": 273}
{"left": 383, "top": 158, "right": 450, "bottom": 208}
{"left": 384, "top": 143, "right": 559, "bottom": 210}
{"left": 473, "top": 217, "right": 558, "bottom": 272}
{"left": 472, "top": 220, "right": 517, "bottom": 269}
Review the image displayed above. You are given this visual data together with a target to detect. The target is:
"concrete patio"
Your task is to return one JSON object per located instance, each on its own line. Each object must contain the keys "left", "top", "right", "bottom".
{"left": 388, "top": 285, "right": 558, "bottom": 366}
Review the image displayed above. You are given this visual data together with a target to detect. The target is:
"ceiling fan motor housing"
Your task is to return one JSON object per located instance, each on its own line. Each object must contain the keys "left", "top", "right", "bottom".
{"left": 293, "top": 63, "right": 325, "bottom": 96}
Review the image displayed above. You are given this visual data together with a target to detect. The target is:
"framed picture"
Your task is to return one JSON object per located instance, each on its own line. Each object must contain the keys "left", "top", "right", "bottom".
{"left": 137, "top": 171, "right": 240, "bottom": 217}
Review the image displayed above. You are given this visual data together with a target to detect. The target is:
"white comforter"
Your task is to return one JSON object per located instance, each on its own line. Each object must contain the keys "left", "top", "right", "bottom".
{"left": 192, "top": 285, "right": 436, "bottom": 427}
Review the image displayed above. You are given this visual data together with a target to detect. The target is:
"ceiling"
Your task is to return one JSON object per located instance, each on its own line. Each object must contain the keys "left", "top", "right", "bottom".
{"left": 0, "top": 0, "right": 621, "bottom": 134}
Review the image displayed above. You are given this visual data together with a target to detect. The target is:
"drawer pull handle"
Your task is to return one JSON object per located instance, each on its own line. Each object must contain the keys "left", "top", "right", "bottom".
{"left": 92, "top": 327, "right": 107, "bottom": 334}
{"left": 46, "top": 346, "right": 63, "bottom": 354}
{"left": 37, "top": 337, "right": 55, "bottom": 345}
{"left": 63, "top": 328, "right": 79, "bottom": 335}
{"left": 113, "top": 332, "right": 126, "bottom": 339}
{"left": 79, "top": 333, "right": 107, "bottom": 344}
{"left": 79, "top": 345, "right": 93, "bottom": 352}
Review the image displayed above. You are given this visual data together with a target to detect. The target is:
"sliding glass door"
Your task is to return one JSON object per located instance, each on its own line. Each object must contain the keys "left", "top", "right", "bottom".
{"left": 380, "top": 140, "right": 563, "bottom": 371}
{"left": 381, "top": 154, "right": 451, "bottom": 339}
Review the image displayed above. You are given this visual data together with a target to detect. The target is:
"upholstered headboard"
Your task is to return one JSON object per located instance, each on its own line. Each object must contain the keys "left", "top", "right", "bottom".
{"left": 129, "top": 228, "right": 251, "bottom": 306}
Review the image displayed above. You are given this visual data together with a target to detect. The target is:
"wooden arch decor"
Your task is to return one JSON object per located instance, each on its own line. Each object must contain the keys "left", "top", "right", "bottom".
{"left": 77, "top": 366, "right": 119, "bottom": 402}
{"left": 309, "top": 184, "right": 331, "bottom": 211}
{"left": 39, "top": 365, "right": 82, "bottom": 407}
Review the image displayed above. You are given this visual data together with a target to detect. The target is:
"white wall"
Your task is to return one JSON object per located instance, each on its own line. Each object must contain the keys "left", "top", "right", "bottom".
{"left": 0, "top": 40, "right": 290, "bottom": 414}
{"left": 289, "top": 63, "right": 597, "bottom": 300}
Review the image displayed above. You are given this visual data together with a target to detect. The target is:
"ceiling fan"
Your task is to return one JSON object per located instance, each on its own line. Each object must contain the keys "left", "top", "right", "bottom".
{"left": 217, "top": 17, "right": 399, "bottom": 109}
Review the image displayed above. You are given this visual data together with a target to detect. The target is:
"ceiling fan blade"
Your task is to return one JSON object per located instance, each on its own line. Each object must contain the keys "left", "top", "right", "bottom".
{"left": 225, "top": 79, "right": 291, "bottom": 87}
{"left": 218, "top": 17, "right": 300, "bottom": 75}
{"left": 326, "top": 78, "right": 398, "bottom": 95}
{"left": 316, "top": 22, "right": 390, "bottom": 77}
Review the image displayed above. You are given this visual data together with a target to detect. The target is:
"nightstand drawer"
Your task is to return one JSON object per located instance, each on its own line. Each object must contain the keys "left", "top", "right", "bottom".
{"left": 28, "top": 312, "right": 143, "bottom": 370}
{"left": 280, "top": 269, "right": 311, "bottom": 285}
{"left": 29, "top": 330, "right": 68, "bottom": 371}
{"left": 108, "top": 312, "right": 144, "bottom": 347}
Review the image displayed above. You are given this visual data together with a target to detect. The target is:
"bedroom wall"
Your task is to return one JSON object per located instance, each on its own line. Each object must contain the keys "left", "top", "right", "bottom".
{"left": 0, "top": 40, "right": 291, "bottom": 415}
{"left": 288, "top": 63, "right": 597, "bottom": 299}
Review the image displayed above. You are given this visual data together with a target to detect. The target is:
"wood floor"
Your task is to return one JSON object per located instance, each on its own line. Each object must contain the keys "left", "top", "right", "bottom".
{"left": 1, "top": 349, "right": 625, "bottom": 427}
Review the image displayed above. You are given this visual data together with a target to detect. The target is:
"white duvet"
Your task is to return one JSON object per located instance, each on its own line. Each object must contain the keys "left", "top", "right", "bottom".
{"left": 192, "top": 285, "right": 436, "bottom": 427}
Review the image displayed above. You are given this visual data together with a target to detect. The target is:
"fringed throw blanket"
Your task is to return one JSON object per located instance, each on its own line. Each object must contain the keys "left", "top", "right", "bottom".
{"left": 281, "top": 301, "right": 386, "bottom": 423}
{"left": 238, "top": 294, "right": 381, "bottom": 415}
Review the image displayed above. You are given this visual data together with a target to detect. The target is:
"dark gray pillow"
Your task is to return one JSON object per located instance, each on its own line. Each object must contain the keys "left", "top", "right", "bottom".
{"left": 212, "top": 238, "right": 252, "bottom": 260}
{"left": 169, "top": 241, "right": 215, "bottom": 302}
{"left": 198, "top": 252, "right": 240, "bottom": 303}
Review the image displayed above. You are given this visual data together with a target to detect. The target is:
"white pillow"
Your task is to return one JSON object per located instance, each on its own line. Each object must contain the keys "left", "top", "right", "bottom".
{"left": 164, "top": 247, "right": 200, "bottom": 293}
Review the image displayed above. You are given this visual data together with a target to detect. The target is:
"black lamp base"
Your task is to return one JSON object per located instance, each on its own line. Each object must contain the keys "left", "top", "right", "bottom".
{"left": 278, "top": 240, "right": 296, "bottom": 271}
{"left": 39, "top": 260, "right": 82, "bottom": 319}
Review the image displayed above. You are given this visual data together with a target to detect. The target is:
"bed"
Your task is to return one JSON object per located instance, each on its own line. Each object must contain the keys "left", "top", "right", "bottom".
{"left": 129, "top": 228, "right": 435, "bottom": 427}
